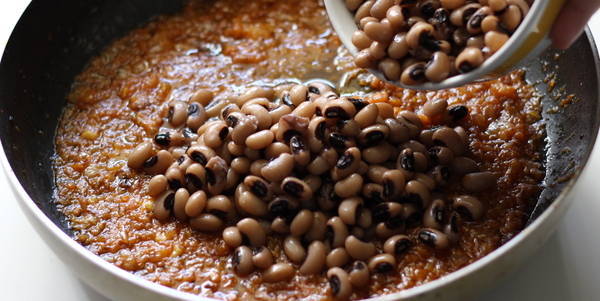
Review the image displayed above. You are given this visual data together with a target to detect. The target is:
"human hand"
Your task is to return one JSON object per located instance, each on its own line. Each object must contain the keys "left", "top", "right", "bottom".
{"left": 551, "top": 0, "right": 600, "bottom": 49}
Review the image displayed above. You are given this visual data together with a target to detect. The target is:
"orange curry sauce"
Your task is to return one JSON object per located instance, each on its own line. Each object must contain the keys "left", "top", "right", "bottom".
{"left": 53, "top": 0, "right": 544, "bottom": 299}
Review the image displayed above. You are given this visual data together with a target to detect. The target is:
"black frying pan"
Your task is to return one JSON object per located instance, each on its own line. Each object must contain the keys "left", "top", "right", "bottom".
{"left": 0, "top": 0, "right": 598, "bottom": 269}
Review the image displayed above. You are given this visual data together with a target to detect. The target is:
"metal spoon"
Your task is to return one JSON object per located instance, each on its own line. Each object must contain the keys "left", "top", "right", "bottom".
{"left": 324, "top": 0, "right": 565, "bottom": 91}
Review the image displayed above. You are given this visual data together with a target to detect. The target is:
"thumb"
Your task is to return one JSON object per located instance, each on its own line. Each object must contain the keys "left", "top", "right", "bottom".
{"left": 551, "top": 1, "right": 600, "bottom": 49}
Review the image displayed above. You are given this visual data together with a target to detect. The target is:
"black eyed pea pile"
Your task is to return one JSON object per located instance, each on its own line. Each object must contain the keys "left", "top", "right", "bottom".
{"left": 127, "top": 82, "right": 497, "bottom": 300}
{"left": 347, "top": 0, "right": 533, "bottom": 85}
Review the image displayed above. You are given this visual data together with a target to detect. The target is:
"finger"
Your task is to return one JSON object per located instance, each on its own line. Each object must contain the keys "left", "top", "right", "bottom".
{"left": 551, "top": 1, "right": 600, "bottom": 49}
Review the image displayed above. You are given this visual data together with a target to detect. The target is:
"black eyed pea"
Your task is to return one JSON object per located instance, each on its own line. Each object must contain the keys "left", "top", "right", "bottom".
{"left": 242, "top": 104, "right": 272, "bottom": 130}
{"left": 233, "top": 246, "right": 254, "bottom": 276}
{"left": 250, "top": 159, "right": 268, "bottom": 177}
{"left": 332, "top": 147, "right": 362, "bottom": 181}
{"left": 348, "top": 260, "right": 370, "bottom": 288}
{"left": 368, "top": 253, "right": 396, "bottom": 274}
{"left": 305, "top": 211, "right": 328, "bottom": 242}
{"left": 453, "top": 195, "right": 485, "bottom": 220}
{"left": 401, "top": 62, "right": 427, "bottom": 86}
{"left": 461, "top": 171, "right": 496, "bottom": 192}
{"left": 449, "top": 3, "right": 481, "bottom": 27}
{"left": 252, "top": 246, "right": 274, "bottom": 270}
{"left": 269, "top": 104, "right": 293, "bottom": 125}
{"left": 165, "top": 166, "right": 185, "bottom": 190}
{"left": 284, "top": 235, "right": 307, "bottom": 264}
{"left": 219, "top": 103, "right": 241, "bottom": 122}
{"left": 309, "top": 116, "right": 329, "bottom": 141}
{"left": 288, "top": 84, "right": 309, "bottom": 106}
{"left": 387, "top": 5, "right": 405, "bottom": 30}
{"left": 304, "top": 175, "right": 323, "bottom": 197}
{"left": 239, "top": 86, "right": 275, "bottom": 103}
{"left": 231, "top": 115, "right": 259, "bottom": 145}
{"left": 406, "top": 21, "right": 435, "bottom": 49}
{"left": 485, "top": 30, "right": 510, "bottom": 52}
{"left": 236, "top": 189, "right": 268, "bottom": 217}
{"left": 327, "top": 247, "right": 351, "bottom": 268}
{"left": 186, "top": 144, "right": 216, "bottom": 165}
{"left": 352, "top": 30, "right": 373, "bottom": 50}
{"left": 175, "top": 154, "right": 194, "bottom": 172}
{"left": 357, "top": 160, "right": 369, "bottom": 175}
{"left": 423, "top": 98, "right": 449, "bottom": 118}
{"left": 323, "top": 98, "right": 357, "bottom": 120}
{"left": 383, "top": 234, "right": 412, "bottom": 256}
{"left": 451, "top": 156, "right": 479, "bottom": 175}
{"left": 424, "top": 199, "right": 446, "bottom": 229}
{"left": 507, "top": 0, "right": 530, "bottom": 15}
{"left": 289, "top": 135, "right": 311, "bottom": 166}
{"left": 265, "top": 142, "right": 291, "bottom": 160}
{"left": 205, "top": 98, "right": 232, "bottom": 119}
{"left": 245, "top": 146, "right": 261, "bottom": 161}
{"left": 428, "top": 146, "right": 454, "bottom": 165}
{"left": 205, "top": 156, "right": 228, "bottom": 195}
{"left": 481, "top": 15, "right": 500, "bottom": 33}
{"left": 387, "top": 32, "right": 409, "bottom": 60}
{"left": 299, "top": 241, "right": 328, "bottom": 275}
{"left": 385, "top": 118, "right": 411, "bottom": 144}
{"left": 189, "top": 213, "right": 223, "bottom": 232}
{"left": 397, "top": 111, "right": 423, "bottom": 137}
{"left": 378, "top": 58, "right": 402, "bottom": 81}
{"left": 243, "top": 175, "right": 272, "bottom": 199}
{"left": 338, "top": 197, "right": 364, "bottom": 226}
{"left": 281, "top": 177, "right": 313, "bottom": 201}
{"left": 370, "top": 0, "right": 394, "bottom": 19}
{"left": 230, "top": 157, "right": 250, "bottom": 175}
{"left": 206, "top": 195, "right": 235, "bottom": 220}
{"left": 263, "top": 263, "right": 295, "bottom": 283}
{"left": 444, "top": 211, "right": 461, "bottom": 243}
{"left": 237, "top": 218, "right": 267, "bottom": 247}
{"left": 290, "top": 209, "right": 314, "bottom": 237}
{"left": 335, "top": 174, "right": 364, "bottom": 199}
{"left": 185, "top": 190, "right": 207, "bottom": 217}
{"left": 261, "top": 153, "right": 295, "bottom": 182}
{"left": 173, "top": 188, "right": 189, "bottom": 221}
{"left": 425, "top": 51, "right": 451, "bottom": 83}
{"left": 382, "top": 169, "right": 406, "bottom": 198}
{"left": 455, "top": 47, "right": 484, "bottom": 73}
{"left": 362, "top": 142, "right": 394, "bottom": 164}
{"left": 185, "top": 163, "right": 206, "bottom": 192}
{"left": 359, "top": 16, "right": 379, "bottom": 30}
{"left": 223, "top": 226, "right": 243, "bottom": 248}
{"left": 338, "top": 119, "right": 361, "bottom": 137}
{"left": 374, "top": 222, "right": 404, "bottom": 239}
{"left": 190, "top": 89, "right": 214, "bottom": 106}
{"left": 402, "top": 203, "right": 422, "bottom": 227}
{"left": 245, "top": 130, "right": 274, "bottom": 150}
{"left": 327, "top": 267, "right": 353, "bottom": 301}
{"left": 418, "top": 228, "right": 450, "bottom": 250}
{"left": 307, "top": 81, "right": 335, "bottom": 96}
{"left": 345, "top": 235, "right": 376, "bottom": 261}
{"left": 488, "top": 0, "right": 508, "bottom": 11}
{"left": 276, "top": 114, "right": 309, "bottom": 143}
{"left": 291, "top": 101, "right": 317, "bottom": 119}
{"left": 406, "top": 180, "right": 432, "bottom": 208}
{"left": 168, "top": 101, "right": 188, "bottom": 127}
{"left": 433, "top": 126, "right": 465, "bottom": 155}
{"left": 128, "top": 142, "right": 155, "bottom": 170}
{"left": 375, "top": 102, "right": 394, "bottom": 119}
{"left": 271, "top": 217, "right": 291, "bottom": 234}
{"left": 153, "top": 190, "right": 175, "bottom": 221}
{"left": 308, "top": 156, "right": 331, "bottom": 176}
{"left": 358, "top": 124, "right": 390, "bottom": 147}
{"left": 355, "top": 0, "right": 374, "bottom": 22}
{"left": 354, "top": 103, "right": 379, "bottom": 129}
{"left": 326, "top": 217, "right": 350, "bottom": 248}
{"left": 368, "top": 41, "right": 389, "bottom": 61}
{"left": 148, "top": 175, "right": 168, "bottom": 197}
{"left": 501, "top": 4, "right": 522, "bottom": 31}
{"left": 227, "top": 141, "right": 245, "bottom": 157}
{"left": 364, "top": 19, "right": 395, "bottom": 43}
{"left": 362, "top": 183, "right": 385, "bottom": 204}
{"left": 466, "top": 6, "right": 493, "bottom": 34}
{"left": 203, "top": 122, "right": 229, "bottom": 149}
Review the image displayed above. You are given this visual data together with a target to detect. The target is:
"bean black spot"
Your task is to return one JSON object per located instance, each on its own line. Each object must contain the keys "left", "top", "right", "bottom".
{"left": 418, "top": 230, "right": 436, "bottom": 247}
{"left": 336, "top": 153, "right": 354, "bottom": 169}
{"left": 375, "top": 262, "right": 394, "bottom": 273}
{"left": 385, "top": 216, "right": 404, "bottom": 229}
{"left": 282, "top": 93, "right": 293, "bottom": 106}
{"left": 283, "top": 181, "right": 304, "bottom": 197}
{"left": 143, "top": 156, "right": 158, "bottom": 168}
{"left": 463, "top": 7, "right": 479, "bottom": 24}
{"left": 190, "top": 151, "right": 208, "bottom": 165}
{"left": 394, "top": 239, "right": 411, "bottom": 255}
{"left": 219, "top": 127, "right": 229, "bottom": 140}
{"left": 347, "top": 98, "right": 368, "bottom": 111}
{"left": 168, "top": 179, "right": 182, "bottom": 190}
{"left": 449, "top": 213, "right": 459, "bottom": 233}
{"left": 448, "top": 105, "right": 468, "bottom": 121}
{"left": 177, "top": 156, "right": 186, "bottom": 165}
{"left": 383, "top": 180, "right": 394, "bottom": 197}
{"left": 428, "top": 147, "right": 441, "bottom": 165}
{"left": 250, "top": 181, "right": 268, "bottom": 198}
{"left": 182, "top": 128, "right": 194, "bottom": 138}
{"left": 233, "top": 249, "right": 241, "bottom": 265}
{"left": 188, "top": 103, "right": 199, "bottom": 116}
{"left": 325, "top": 107, "right": 348, "bottom": 119}
{"left": 420, "top": 34, "right": 440, "bottom": 52}
{"left": 186, "top": 174, "right": 203, "bottom": 190}
{"left": 284, "top": 130, "right": 302, "bottom": 143}
{"left": 154, "top": 133, "right": 171, "bottom": 147}
{"left": 469, "top": 14, "right": 484, "bottom": 28}
{"left": 399, "top": 194, "right": 422, "bottom": 207}
{"left": 434, "top": 206, "right": 445, "bottom": 223}
{"left": 432, "top": 8, "right": 449, "bottom": 24}
{"left": 167, "top": 107, "right": 174, "bottom": 122}
{"left": 365, "top": 131, "right": 385, "bottom": 146}
{"left": 456, "top": 206, "right": 475, "bottom": 221}
{"left": 401, "top": 153, "right": 416, "bottom": 171}
{"left": 290, "top": 136, "right": 306, "bottom": 154}
{"left": 366, "top": 191, "right": 384, "bottom": 205}
{"left": 206, "top": 168, "right": 216, "bottom": 185}
{"left": 409, "top": 65, "right": 426, "bottom": 81}
{"left": 372, "top": 204, "right": 391, "bottom": 223}
{"left": 316, "top": 121, "right": 327, "bottom": 140}
{"left": 308, "top": 86, "right": 320, "bottom": 94}
{"left": 329, "top": 275, "right": 341, "bottom": 295}
{"left": 226, "top": 115, "right": 240, "bottom": 127}
{"left": 420, "top": 3, "right": 436, "bottom": 18}
{"left": 329, "top": 133, "right": 348, "bottom": 150}
{"left": 164, "top": 193, "right": 175, "bottom": 211}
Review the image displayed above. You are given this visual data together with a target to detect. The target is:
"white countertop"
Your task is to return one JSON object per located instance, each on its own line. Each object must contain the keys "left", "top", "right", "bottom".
{"left": 2, "top": 2, "right": 600, "bottom": 300}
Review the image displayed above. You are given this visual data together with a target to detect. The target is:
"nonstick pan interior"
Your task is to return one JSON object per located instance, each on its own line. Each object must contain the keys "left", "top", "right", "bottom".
{"left": 0, "top": 0, "right": 598, "bottom": 238}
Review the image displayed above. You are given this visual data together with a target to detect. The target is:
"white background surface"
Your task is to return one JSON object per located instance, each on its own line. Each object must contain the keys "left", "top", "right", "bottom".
{"left": 1, "top": 1, "right": 600, "bottom": 300}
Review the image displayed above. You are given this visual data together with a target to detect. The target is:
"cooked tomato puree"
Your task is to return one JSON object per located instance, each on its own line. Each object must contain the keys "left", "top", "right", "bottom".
{"left": 53, "top": 0, "right": 545, "bottom": 299}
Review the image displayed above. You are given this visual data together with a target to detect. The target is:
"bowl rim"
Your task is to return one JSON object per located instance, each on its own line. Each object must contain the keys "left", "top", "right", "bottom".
{"left": 1, "top": 19, "right": 599, "bottom": 301}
